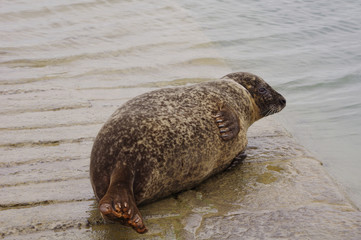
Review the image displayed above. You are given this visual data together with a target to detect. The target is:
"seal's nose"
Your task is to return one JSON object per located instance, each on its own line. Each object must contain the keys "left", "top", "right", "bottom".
{"left": 279, "top": 97, "right": 286, "bottom": 106}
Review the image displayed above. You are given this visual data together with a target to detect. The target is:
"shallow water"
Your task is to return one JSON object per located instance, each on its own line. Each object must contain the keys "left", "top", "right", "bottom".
{"left": 179, "top": 0, "right": 361, "bottom": 208}
{"left": 0, "top": 0, "right": 360, "bottom": 227}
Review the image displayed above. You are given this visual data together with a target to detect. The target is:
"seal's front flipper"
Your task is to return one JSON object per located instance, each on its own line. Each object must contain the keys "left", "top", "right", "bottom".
{"left": 99, "top": 169, "right": 147, "bottom": 233}
{"left": 227, "top": 151, "right": 247, "bottom": 171}
{"left": 213, "top": 104, "right": 240, "bottom": 141}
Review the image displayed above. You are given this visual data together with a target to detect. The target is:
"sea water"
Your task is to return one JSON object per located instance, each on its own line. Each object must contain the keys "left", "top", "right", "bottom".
{"left": 180, "top": 0, "right": 361, "bottom": 208}
{"left": 1, "top": 0, "right": 360, "bottom": 209}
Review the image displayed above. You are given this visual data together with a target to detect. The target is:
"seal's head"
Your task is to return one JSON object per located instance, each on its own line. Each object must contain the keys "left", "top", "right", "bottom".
{"left": 223, "top": 72, "right": 286, "bottom": 119}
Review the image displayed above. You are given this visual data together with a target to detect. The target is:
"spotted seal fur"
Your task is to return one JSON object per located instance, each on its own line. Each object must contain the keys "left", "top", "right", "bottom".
{"left": 90, "top": 72, "right": 286, "bottom": 233}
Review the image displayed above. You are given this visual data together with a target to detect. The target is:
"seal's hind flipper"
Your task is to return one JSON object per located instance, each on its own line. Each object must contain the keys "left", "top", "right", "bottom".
{"left": 213, "top": 104, "right": 240, "bottom": 141}
{"left": 99, "top": 168, "right": 148, "bottom": 233}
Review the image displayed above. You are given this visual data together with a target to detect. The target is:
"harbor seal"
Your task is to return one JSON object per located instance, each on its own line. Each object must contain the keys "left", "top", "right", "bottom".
{"left": 90, "top": 72, "right": 286, "bottom": 233}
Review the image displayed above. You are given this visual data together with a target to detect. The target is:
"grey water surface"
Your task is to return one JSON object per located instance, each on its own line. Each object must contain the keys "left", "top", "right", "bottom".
{"left": 180, "top": 0, "right": 361, "bottom": 208}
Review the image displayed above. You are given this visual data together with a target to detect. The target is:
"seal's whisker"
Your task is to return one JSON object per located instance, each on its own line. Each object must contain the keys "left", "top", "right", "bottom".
{"left": 265, "top": 109, "right": 272, "bottom": 117}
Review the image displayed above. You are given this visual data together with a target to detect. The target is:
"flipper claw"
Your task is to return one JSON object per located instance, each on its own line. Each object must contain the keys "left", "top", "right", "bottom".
{"left": 99, "top": 186, "right": 147, "bottom": 234}
{"left": 213, "top": 104, "right": 240, "bottom": 141}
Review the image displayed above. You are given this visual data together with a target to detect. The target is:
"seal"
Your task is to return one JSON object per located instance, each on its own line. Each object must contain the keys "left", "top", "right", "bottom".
{"left": 90, "top": 72, "right": 286, "bottom": 233}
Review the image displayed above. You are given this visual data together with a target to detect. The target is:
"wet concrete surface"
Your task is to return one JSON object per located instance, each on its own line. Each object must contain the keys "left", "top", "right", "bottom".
{"left": 1, "top": 108, "right": 361, "bottom": 239}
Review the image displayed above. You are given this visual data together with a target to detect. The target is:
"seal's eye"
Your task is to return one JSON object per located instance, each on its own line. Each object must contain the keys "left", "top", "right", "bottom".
{"left": 258, "top": 87, "right": 267, "bottom": 94}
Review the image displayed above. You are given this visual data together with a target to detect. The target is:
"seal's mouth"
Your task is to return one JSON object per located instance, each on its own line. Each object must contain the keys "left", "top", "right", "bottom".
{"left": 263, "top": 102, "right": 286, "bottom": 117}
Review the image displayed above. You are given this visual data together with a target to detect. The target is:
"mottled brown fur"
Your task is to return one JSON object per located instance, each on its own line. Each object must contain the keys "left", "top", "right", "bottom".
{"left": 90, "top": 72, "right": 286, "bottom": 233}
